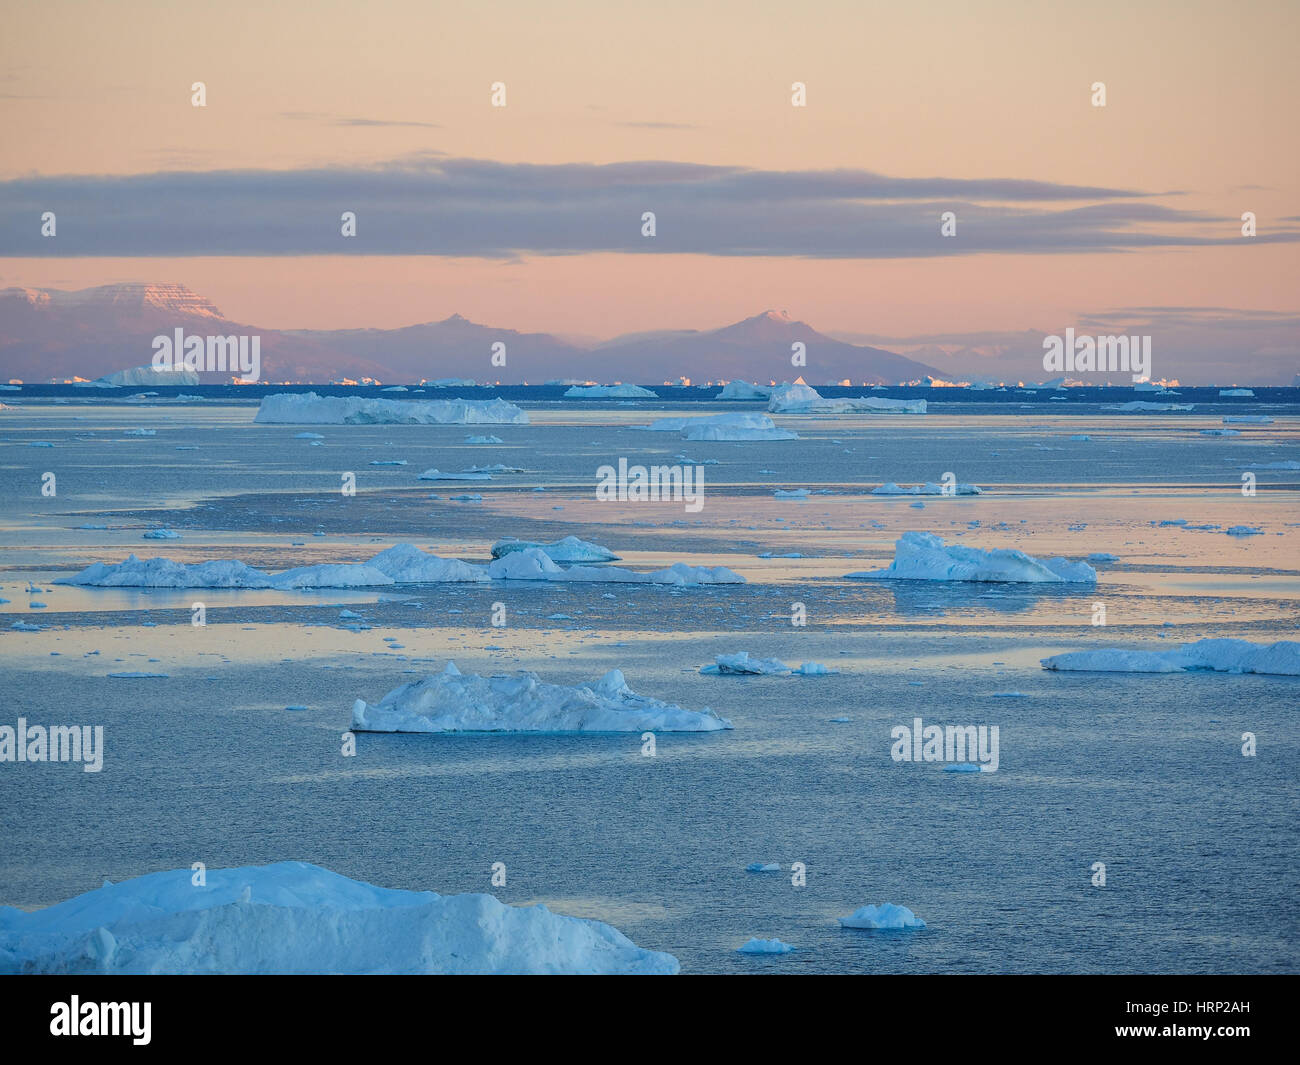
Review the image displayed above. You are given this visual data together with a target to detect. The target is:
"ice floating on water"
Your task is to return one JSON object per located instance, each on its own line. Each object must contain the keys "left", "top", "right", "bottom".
{"left": 1225, "top": 525, "right": 1263, "bottom": 536}
{"left": 1109, "top": 401, "right": 1194, "bottom": 412}
{"left": 254, "top": 392, "right": 528, "bottom": 425}
{"left": 793, "top": 662, "right": 838, "bottom": 676}
{"left": 141, "top": 529, "right": 181, "bottom": 540}
{"left": 768, "top": 383, "right": 926, "bottom": 415}
{"left": 745, "top": 862, "right": 781, "bottom": 872}
{"left": 1041, "top": 638, "right": 1300, "bottom": 676}
{"left": 839, "top": 903, "right": 926, "bottom": 930}
{"left": 418, "top": 469, "right": 492, "bottom": 481}
{"left": 1201, "top": 429, "right": 1240, "bottom": 436}
{"left": 486, "top": 548, "right": 742, "bottom": 586}
{"left": 91, "top": 364, "right": 201, "bottom": 387}
{"left": 351, "top": 662, "right": 732, "bottom": 733}
{"left": 1219, "top": 389, "right": 1255, "bottom": 397}
{"left": 702, "top": 653, "right": 791, "bottom": 675}
{"left": 0, "top": 861, "right": 677, "bottom": 974}
{"left": 715, "top": 380, "right": 773, "bottom": 400}
{"left": 1224, "top": 415, "right": 1272, "bottom": 424}
{"left": 491, "top": 536, "right": 620, "bottom": 562}
{"left": 773, "top": 488, "right": 809, "bottom": 498}
{"left": 366, "top": 544, "right": 488, "bottom": 584}
{"left": 465, "top": 434, "right": 503, "bottom": 444}
{"left": 871, "top": 482, "right": 982, "bottom": 496}
{"left": 645, "top": 412, "right": 797, "bottom": 441}
{"left": 1087, "top": 552, "right": 1119, "bottom": 562}
{"left": 738, "top": 938, "right": 795, "bottom": 954}
{"left": 847, "top": 531, "right": 1096, "bottom": 583}
{"left": 564, "top": 384, "right": 658, "bottom": 399}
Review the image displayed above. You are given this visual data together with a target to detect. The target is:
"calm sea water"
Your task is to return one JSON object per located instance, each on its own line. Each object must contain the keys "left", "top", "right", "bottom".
{"left": 1, "top": 395, "right": 1297, "bottom": 973}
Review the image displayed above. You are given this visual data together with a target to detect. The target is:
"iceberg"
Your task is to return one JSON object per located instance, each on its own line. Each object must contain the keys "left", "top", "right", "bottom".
{"left": 465, "top": 434, "right": 503, "bottom": 444}
{"left": 0, "top": 861, "right": 677, "bottom": 974}
{"left": 701, "top": 652, "right": 791, "bottom": 675}
{"left": 838, "top": 903, "right": 926, "bottom": 930}
{"left": 418, "top": 469, "right": 493, "bottom": 481}
{"left": 745, "top": 862, "right": 781, "bottom": 873}
{"left": 1219, "top": 389, "right": 1255, "bottom": 397}
{"left": 768, "top": 383, "right": 926, "bottom": 415}
{"left": 1224, "top": 415, "right": 1272, "bottom": 424}
{"left": 715, "top": 381, "right": 774, "bottom": 400}
{"left": 737, "top": 938, "right": 795, "bottom": 954}
{"left": 55, "top": 555, "right": 275, "bottom": 589}
{"left": 847, "top": 531, "right": 1096, "bottom": 583}
{"left": 871, "top": 482, "right": 982, "bottom": 496}
{"left": 365, "top": 544, "right": 488, "bottom": 583}
{"left": 1042, "top": 639, "right": 1300, "bottom": 676}
{"left": 351, "top": 662, "right": 732, "bottom": 733}
{"left": 564, "top": 384, "right": 658, "bottom": 398}
{"left": 92, "top": 365, "right": 201, "bottom": 387}
{"left": 645, "top": 412, "right": 797, "bottom": 441}
{"left": 254, "top": 392, "right": 528, "bottom": 425}
{"left": 486, "top": 548, "right": 742, "bottom": 586}
{"left": 491, "top": 536, "right": 620, "bottom": 562}
{"left": 1108, "top": 401, "right": 1194, "bottom": 412}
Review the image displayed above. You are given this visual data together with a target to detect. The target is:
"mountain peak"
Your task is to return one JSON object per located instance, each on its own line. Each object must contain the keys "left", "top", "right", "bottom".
{"left": 19, "top": 282, "right": 224, "bottom": 319}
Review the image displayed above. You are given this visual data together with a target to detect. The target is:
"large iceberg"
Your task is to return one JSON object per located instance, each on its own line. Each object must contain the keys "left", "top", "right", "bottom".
{"left": 768, "top": 384, "right": 926, "bottom": 415}
{"left": 54, "top": 555, "right": 275, "bottom": 589}
{"left": 0, "top": 861, "right": 677, "bottom": 974}
{"left": 491, "top": 536, "right": 621, "bottom": 562}
{"left": 847, "top": 531, "right": 1097, "bottom": 583}
{"left": 351, "top": 662, "right": 733, "bottom": 733}
{"left": 90, "top": 364, "right": 202, "bottom": 387}
{"left": 715, "top": 380, "right": 774, "bottom": 400}
{"left": 366, "top": 544, "right": 488, "bottom": 583}
{"left": 1041, "top": 638, "right": 1300, "bottom": 676}
{"left": 255, "top": 392, "right": 528, "bottom": 425}
{"left": 563, "top": 384, "right": 658, "bottom": 398}
{"left": 644, "top": 412, "right": 797, "bottom": 441}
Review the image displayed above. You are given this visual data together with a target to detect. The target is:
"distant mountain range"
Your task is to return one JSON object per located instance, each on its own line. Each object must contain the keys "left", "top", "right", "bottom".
{"left": 0, "top": 283, "right": 938, "bottom": 385}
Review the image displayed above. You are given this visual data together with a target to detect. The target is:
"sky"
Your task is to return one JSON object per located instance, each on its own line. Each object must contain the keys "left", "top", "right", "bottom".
{"left": 1, "top": 0, "right": 1297, "bottom": 376}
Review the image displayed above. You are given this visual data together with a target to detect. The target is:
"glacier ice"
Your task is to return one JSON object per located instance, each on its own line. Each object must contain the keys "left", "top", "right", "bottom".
{"left": 1041, "top": 638, "right": 1300, "bottom": 676}
{"left": 847, "top": 531, "right": 1096, "bottom": 583}
{"left": 351, "top": 662, "right": 733, "bottom": 733}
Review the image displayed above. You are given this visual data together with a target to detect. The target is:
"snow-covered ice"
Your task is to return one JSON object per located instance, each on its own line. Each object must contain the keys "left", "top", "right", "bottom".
{"left": 564, "top": 384, "right": 658, "bottom": 398}
{"left": 0, "top": 861, "right": 677, "bottom": 974}
{"left": 701, "top": 653, "right": 791, "bottom": 675}
{"left": 351, "top": 662, "right": 733, "bottom": 733}
{"left": 768, "top": 383, "right": 926, "bottom": 415}
{"left": 491, "top": 536, "right": 620, "bottom": 562}
{"left": 847, "top": 532, "right": 1097, "bottom": 583}
{"left": 254, "top": 392, "right": 528, "bottom": 425}
{"left": 1041, "top": 638, "right": 1300, "bottom": 676}
{"left": 838, "top": 903, "right": 926, "bottom": 930}
{"left": 714, "top": 381, "right": 773, "bottom": 400}
{"left": 737, "top": 938, "right": 795, "bottom": 954}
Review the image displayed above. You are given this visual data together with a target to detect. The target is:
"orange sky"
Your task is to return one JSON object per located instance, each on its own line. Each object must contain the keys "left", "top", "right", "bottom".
{"left": 1, "top": 0, "right": 1297, "bottom": 337}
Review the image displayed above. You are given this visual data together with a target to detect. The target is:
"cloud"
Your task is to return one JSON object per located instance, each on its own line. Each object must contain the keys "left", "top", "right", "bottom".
{"left": 280, "top": 111, "right": 442, "bottom": 129}
{"left": 2, "top": 156, "right": 1296, "bottom": 258}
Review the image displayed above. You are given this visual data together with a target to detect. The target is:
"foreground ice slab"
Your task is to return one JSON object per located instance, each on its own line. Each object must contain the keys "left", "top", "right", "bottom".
{"left": 839, "top": 903, "right": 926, "bottom": 930}
{"left": 255, "top": 392, "right": 528, "bottom": 425}
{"left": 0, "top": 861, "right": 678, "bottom": 974}
{"left": 491, "top": 535, "right": 621, "bottom": 562}
{"left": 351, "top": 662, "right": 733, "bottom": 732}
{"left": 768, "top": 383, "right": 926, "bottom": 414}
{"left": 847, "top": 532, "right": 1096, "bottom": 583}
{"left": 1041, "top": 639, "right": 1300, "bottom": 676}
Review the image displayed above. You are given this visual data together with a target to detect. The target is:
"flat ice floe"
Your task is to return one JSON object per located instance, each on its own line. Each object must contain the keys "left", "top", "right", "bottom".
{"left": 644, "top": 412, "right": 797, "bottom": 441}
{"left": 351, "top": 662, "right": 733, "bottom": 733}
{"left": 486, "top": 547, "right": 742, "bottom": 585}
{"left": 847, "top": 531, "right": 1096, "bottom": 583}
{"left": 701, "top": 653, "right": 837, "bottom": 676}
{"left": 1108, "top": 401, "right": 1194, "bottom": 412}
{"left": 768, "top": 383, "right": 926, "bottom": 415}
{"left": 0, "top": 861, "right": 677, "bottom": 974}
{"left": 491, "top": 535, "right": 621, "bottom": 562}
{"left": 564, "top": 384, "right": 658, "bottom": 398}
{"left": 871, "top": 482, "right": 982, "bottom": 496}
{"left": 838, "top": 903, "right": 926, "bottom": 930}
{"left": 254, "top": 392, "right": 528, "bottom": 425}
{"left": 1041, "top": 638, "right": 1300, "bottom": 676}
{"left": 738, "top": 938, "right": 795, "bottom": 954}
